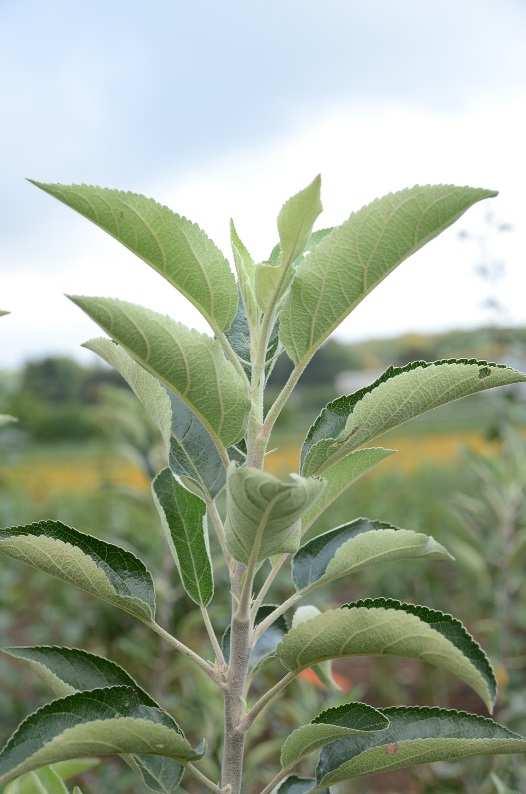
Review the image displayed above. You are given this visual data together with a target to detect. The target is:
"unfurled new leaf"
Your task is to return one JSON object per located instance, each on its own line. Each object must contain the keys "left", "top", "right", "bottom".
{"left": 293, "top": 519, "right": 452, "bottom": 591}
{"left": 225, "top": 465, "right": 324, "bottom": 564}
{"left": 280, "top": 185, "right": 497, "bottom": 364}
{"left": 316, "top": 707, "right": 526, "bottom": 785}
{"left": 281, "top": 701, "right": 389, "bottom": 768}
{"left": 70, "top": 296, "right": 250, "bottom": 447}
{"left": 0, "top": 521, "right": 155, "bottom": 620}
{"left": 152, "top": 468, "right": 213, "bottom": 606}
{"left": 302, "top": 359, "right": 526, "bottom": 474}
{"left": 31, "top": 182, "right": 238, "bottom": 334}
{"left": 301, "top": 448, "right": 394, "bottom": 531}
{"left": 277, "top": 599, "right": 496, "bottom": 710}
{"left": 0, "top": 686, "right": 202, "bottom": 786}
{"left": 3, "top": 646, "right": 185, "bottom": 793}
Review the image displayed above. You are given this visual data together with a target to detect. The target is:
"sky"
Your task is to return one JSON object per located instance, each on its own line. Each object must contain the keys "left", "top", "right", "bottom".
{"left": 1, "top": 0, "right": 526, "bottom": 366}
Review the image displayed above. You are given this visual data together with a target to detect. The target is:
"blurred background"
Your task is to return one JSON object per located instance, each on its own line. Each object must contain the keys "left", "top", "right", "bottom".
{"left": 1, "top": 1, "right": 526, "bottom": 792}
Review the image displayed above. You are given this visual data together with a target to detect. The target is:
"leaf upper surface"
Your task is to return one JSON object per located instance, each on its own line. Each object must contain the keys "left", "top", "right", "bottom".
{"left": 70, "top": 296, "right": 250, "bottom": 447}
{"left": 0, "top": 687, "right": 201, "bottom": 786}
{"left": 302, "top": 359, "right": 526, "bottom": 473}
{"left": 277, "top": 600, "right": 496, "bottom": 710}
{"left": 280, "top": 184, "right": 496, "bottom": 364}
{"left": 152, "top": 468, "right": 213, "bottom": 606}
{"left": 0, "top": 521, "right": 155, "bottom": 620}
{"left": 32, "top": 182, "right": 238, "bottom": 333}
{"left": 293, "top": 519, "right": 452, "bottom": 590}
{"left": 225, "top": 466, "right": 324, "bottom": 564}
{"left": 281, "top": 701, "right": 389, "bottom": 768}
{"left": 316, "top": 707, "right": 526, "bottom": 785}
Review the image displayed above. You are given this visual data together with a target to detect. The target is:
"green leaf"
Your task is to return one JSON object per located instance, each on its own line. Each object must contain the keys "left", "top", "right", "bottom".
{"left": 277, "top": 598, "right": 496, "bottom": 711}
{"left": 225, "top": 297, "right": 279, "bottom": 378}
{"left": 224, "top": 465, "right": 324, "bottom": 564}
{"left": 255, "top": 176, "right": 323, "bottom": 313}
{"left": 316, "top": 707, "right": 526, "bottom": 785}
{"left": 278, "top": 176, "right": 323, "bottom": 267}
{"left": 0, "top": 686, "right": 202, "bottom": 787}
{"left": 291, "top": 606, "right": 337, "bottom": 691}
{"left": 302, "top": 359, "right": 526, "bottom": 474}
{"left": 293, "top": 519, "right": 452, "bottom": 591}
{"left": 0, "top": 521, "right": 155, "bottom": 621}
{"left": 26, "top": 768, "right": 68, "bottom": 794}
{"left": 222, "top": 605, "right": 288, "bottom": 670}
{"left": 4, "top": 760, "right": 98, "bottom": 794}
{"left": 230, "top": 221, "right": 258, "bottom": 326}
{"left": 0, "top": 415, "right": 17, "bottom": 428}
{"left": 281, "top": 701, "right": 389, "bottom": 768}
{"left": 31, "top": 182, "right": 238, "bottom": 334}
{"left": 69, "top": 296, "right": 250, "bottom": 448}
{"left": 152, "top": 468, "right": 213, "bottom": 606}
{"left": 301, "top": 448, "right": 394, "bottom": 530}
{"left": 274, "top": 776, "right": 326, "bottom": 793}
{"left": 280, "top": 185, "right": 497, "bottom": 365}
{"left": 2, "top": 647, "right": 184, "bottom": 793}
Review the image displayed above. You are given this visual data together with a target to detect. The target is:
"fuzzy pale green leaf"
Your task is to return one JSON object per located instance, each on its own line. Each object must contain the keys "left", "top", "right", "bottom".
{"left": 225, "top": 465, "right": 324, "bottom": 564}
{"left": 69, "top": 296, "right": 250, "bottom": 447}
{"left": 280, "top": 185, "right": 497, "bottom": 364}
{"left": 31, "top": 182, "right": 238, "bottom": 334}
{"left": 301, "top": 448, "right": 394, "bottom": 531}
{"left": 152, "top": 468, "right": 213, "bottom": 606}
{"left": 230, "top": 221, "right": 258, "bottom": 325}
{"left": 278, "top": 176, "right": 323, "bottom": 266}
{"left": 293, "top": 519, "right": 452, "bottom": 591}
{"left": 0, "top": 687, "right": 202, "bottom": 786}
{"left": 316, "top": 707, "right": 526, "bottom": 785}
{"left": 0, "top": 521, "right": 155, "bottom": 621}
{"left": 281, "top": 701, "right": 389, "bottom": 768}
{"left": 302, "top": 359, "right": 526, "bottom": 474}
{"left": 277, "top": 599, "right": 496, "bottom": 711}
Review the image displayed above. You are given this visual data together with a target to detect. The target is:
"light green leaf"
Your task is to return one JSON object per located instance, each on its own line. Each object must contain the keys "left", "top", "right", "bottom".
{"left": 293, "top": 519, "right": 452, "bottom": 591}
{"left": 278, "top": 176, "right": 323, "bottom": 267}
{"left": 302, "top": 359, "right": 526, "bottom": 474}
{"left": 230, "top": 221, "right": 258, "bottom": 326}
{"left": 0, "top": 521, "right": 155, "bottom": 621}
{"left": 31, "top": 182, "right": 238, "bottom": 334}
{"left": 225, "top": 465, "right": 324, "bottom": 564}
{"left": 291, "top": 606, "right": 337, "bottom": 691}
{"left": 27, "top": 768, "right": 68, "bottom": 794}
{"left": 255, "top": 260, "right": 287, "bottom": 313}
{"left": 280, "top": 185, "right": 497, "bottom": 365}
{"left": 281, "top": 701, "right": 389, "bottom": 768}
{"left": 72, "top": 789, "right": 83, "bottom": 794}
{"left": 4, "top": 760, "right": 98, "bottom": 794}
{"left": 316, "top": 707, "right": 526, "bottom": 785}
{"left": 69, "top": 296, "right": 250, "bottom": 447}
{"left": 0, "top": 686, "right": 202, "bottom": 786}
{"left": 277, "top": 598, "right": 496, "bottom": 711}
{"left": 2, "top": 647, "right": 184, "bottom": 793}
{"left": 152, "top": 468, "right": 213, "bottom": 606}
{"left": 301, "top": 448, "right": 394, "bottom": 531}
{"left": 0, "top": 415, "right": 17, "bottom": 428}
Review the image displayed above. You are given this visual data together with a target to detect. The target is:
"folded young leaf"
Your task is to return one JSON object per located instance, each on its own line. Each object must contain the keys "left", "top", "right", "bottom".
{"left": 222, "top": 605, "right": 289, "bottom": 671}
{"left": 225, "top": 465, "right": 324, "bottom": 564}
{"left": 277, "top": 599, "right": 496, "bottom": 711}
{"left": 278, "top": 176, "right": 323, "bottom": 267}
{"left": 281, "top": 701, "right": 389, "bottom": 768}
{"left": 316, "top": 707, "right": 526, "bottom": 785}
{"left": 152, "top": 468, "right": 213, "bottom": 606}
{"left": 31, "top": 182, "right": 238, "bottom": 334}
{"left": 301, "top": 448, "right": 395, "bottom": 530}
{"left": 3, "top": 646, "right": 184, "bottom": 793}
{"left": 69, "top": 296, "right": 250, "bottom": 447}
{"left": 85, "top": 338, "right": 227, "bottom": 496}
{"left": 302, "top": 359, "right": 526, "bottom": 474}
{"left": 0, "top": 521, "right": 155, "bottom": 621}
{"left": 230, "top": 221, "right": 258, "bottom": 326}
{"left": 293, "top": 519, "right": 452, "bottom": 591}
{"left": 280, "top": 185, "right": 497, "bottom": 365}
{"left": 0, "top": 686, "right": 202, "bottom": 786}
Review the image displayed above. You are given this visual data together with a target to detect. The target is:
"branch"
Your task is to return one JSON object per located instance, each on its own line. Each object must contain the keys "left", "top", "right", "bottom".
{"left": 239, "top": 671, "right": 296, "bottom": 730}
{"left": 147, "top": 619, "right": 220, "bottom": 684}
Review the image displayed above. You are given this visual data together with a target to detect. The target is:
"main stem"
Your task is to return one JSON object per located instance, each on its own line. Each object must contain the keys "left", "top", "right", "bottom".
{"left": 220, "top": 307, "right": 273, "bottom": 793}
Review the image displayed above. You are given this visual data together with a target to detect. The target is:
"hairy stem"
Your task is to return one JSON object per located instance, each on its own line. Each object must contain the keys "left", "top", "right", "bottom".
{"left": 147, "top": 620, "right": 220, "bottom": 683}
{"left": 201, "top": 604, "right": 226, "bottom": 667}
{"left": 253, "top": 591, "right": 303, "bottom": 642}
{"left": 187, "top": 762, "right": 224, "bottom": 793}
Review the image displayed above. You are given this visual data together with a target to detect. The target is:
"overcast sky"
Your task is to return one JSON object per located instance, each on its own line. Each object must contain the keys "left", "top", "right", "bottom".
{"left": 1, "top": 0, "right": 525, "bottom": 366}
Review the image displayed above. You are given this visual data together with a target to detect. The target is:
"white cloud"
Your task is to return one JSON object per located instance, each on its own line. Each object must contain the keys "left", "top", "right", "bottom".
{"left": 3, "top": 94, "right": 526, "bottom": 366}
